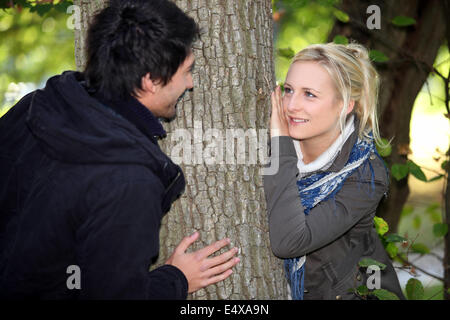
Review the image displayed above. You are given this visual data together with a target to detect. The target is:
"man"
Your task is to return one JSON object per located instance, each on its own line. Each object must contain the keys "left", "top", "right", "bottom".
{"left": 0, "top": 0, "right": 239, "bottom": 299}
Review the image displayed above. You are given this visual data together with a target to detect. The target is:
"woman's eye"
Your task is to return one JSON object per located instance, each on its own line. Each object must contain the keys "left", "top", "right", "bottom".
{"left": 284, "top": 87, "right": 293, "bottom": 94}
{"left": 305, "top": 91, "right": 316, "bottom": 98}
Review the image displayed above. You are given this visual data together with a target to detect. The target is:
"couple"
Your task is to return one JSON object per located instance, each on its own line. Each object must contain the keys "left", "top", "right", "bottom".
{"left": 0, "top": 0, "right": 404, "bottom": 300}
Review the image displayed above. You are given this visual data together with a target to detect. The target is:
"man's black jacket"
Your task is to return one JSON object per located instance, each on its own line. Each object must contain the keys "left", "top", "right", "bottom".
{"left": 0, "top": 71, "right": 188, "bottom": 299}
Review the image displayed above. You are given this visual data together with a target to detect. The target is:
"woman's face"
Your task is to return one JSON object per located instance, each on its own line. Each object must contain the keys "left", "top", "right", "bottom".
{"left": 283, "top": 61, "right": 345, "bottom": 147}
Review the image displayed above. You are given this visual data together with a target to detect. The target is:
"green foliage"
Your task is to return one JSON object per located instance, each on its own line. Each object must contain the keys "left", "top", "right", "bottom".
{"left": 391, "top": 16, "right": 416, "bottom": 27}
{"left": 432, "top": 223, "right": 448, "bottom": 237}
{"left": 358, "top": 258, "right": 386, "bottom": 270}
{"left": 369, "top": 50, "right": 389, "bottom": 63}
{"left": 405, "top": 278, "right": 424, "bottom": 300}
{"left": 376, "top": 138, "right": 392, "bottom": 157}
{"left": 371, "top": 289, "right": 400, "bottom": 300}
{"left": 277, "top": 48, "right": 295, "bottom": 60}
{"left": 333, "top": 9, "right": 349, "bottom": 23}
{"left": 391, "top": 163, "right": 409, "bottom": 180}
{"left": 374, "top": 216, "right": 389, "bottom": 236}
{"left": 391, "top": 160, "right": 429, "bottom": 182}
{"left": 407, "top": 160, "right": 427, "bottom": 182}
{"left": 411, "top": 243, "right": 430, "bottom": 254}
{"left": 332, "top": 35, "right": 348, "bottom": 45}
{"left": 0, "top": 4, "right": 75, "bottom": 113}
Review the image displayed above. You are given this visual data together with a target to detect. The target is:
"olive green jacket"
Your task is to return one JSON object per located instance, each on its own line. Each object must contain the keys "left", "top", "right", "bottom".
{"left": 264, "top": 124, "right": 405, "bottom": 300}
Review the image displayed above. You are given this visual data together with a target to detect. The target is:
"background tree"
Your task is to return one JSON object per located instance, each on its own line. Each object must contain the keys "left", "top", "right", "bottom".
{"left": 73, "top": 0, "right": 288, "bottom": 299}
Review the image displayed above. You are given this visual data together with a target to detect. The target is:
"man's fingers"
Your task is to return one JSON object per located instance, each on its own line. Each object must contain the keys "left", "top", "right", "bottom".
{"left": 195, "top": 237, "right": 231, "bottom": 260}
{"left": 204, "top": 269, "right": 234, "bottom": 287}
{"left": 175, "top": 231, "right": 199, "bottom": 253}
{"left": 205, "top": 256, "right": 240, "bottom": 278}
{"left": 202, "top": 247, "right": 238, "bottom": 271}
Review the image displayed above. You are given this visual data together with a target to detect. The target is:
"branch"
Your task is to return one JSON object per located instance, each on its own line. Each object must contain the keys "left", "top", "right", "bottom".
{"left": 396, "top": 254, "right": 444, "bottom": 282}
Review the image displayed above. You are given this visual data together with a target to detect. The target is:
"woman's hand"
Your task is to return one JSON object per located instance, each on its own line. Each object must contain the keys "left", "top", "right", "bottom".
{"left": 270, "top": 85, "right": 289, "bottom": 137}
{"left": 165, "top": 231, "right": 240, "bottom": 293}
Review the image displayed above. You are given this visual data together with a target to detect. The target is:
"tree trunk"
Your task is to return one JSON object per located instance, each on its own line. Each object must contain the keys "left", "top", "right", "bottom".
{"left": 328, "top": 0, "right": 446, "bottom": 233}
{"left": 74, "top": 0, "right": 288, "bottom": 299}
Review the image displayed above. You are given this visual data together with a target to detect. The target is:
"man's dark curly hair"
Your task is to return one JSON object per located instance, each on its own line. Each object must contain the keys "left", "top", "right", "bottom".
{"left": 84, "top": 0, "right": 199, "bottom": 100}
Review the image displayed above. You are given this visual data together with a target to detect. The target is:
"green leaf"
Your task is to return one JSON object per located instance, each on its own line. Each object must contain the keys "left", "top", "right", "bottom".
{"left": 406, "top": 278, "right": 424, "bottom": 300}
{"left": 391, "top": 16, "right": 416, "bottom": 27}
{"left": 411, "top": 243, "right": 430, "bottom": 254}
{"left": 371, "top": 289, "right": 400, "bottom": 300}
{"left": 385, "top": 234, "right": 407, "bottom": 243}
{"left": 407, "top": 160, "right": 427, "bottom": 182}
{"left": 427, "top": 174, "right": 444, "bottom": 182}
{"left": 356, "top": 285, "right": 369, "bottom": 296}
{"left": 369, "top": 50, "right": 389, "bottom": 63}
{"left": 413, "top": 216, "right": 421, "bottom": 229}
{"left": 333, "top": 35, "right": 349, "bottom": 45}
{"left": 333, "top": 9, "right": 349, "bottom": 23}
{"left": 442, "top": 160, "right": 449, "bottom": 171}
{"left": 391, "top": 163, "right": 409, "bottom": 181}
{"left": 359, "top": 258, "right": 387, "bottom": 270}
{"left": 401, "top": 205, "right": 414, "bottom": 217}
{"left": 374, "top": 216, "right": 389, "bottom": 236}
{"left": 386, "top": 242, "right": 398, "bottom": 259}
{"left": 277, "top": 48, "right": 295, "bottom": 59}
{"left": 433, "top": 223, "right": 448, "bottom": 237}
{"left": 376, "top": 138, "right": 392, "bottom": 157}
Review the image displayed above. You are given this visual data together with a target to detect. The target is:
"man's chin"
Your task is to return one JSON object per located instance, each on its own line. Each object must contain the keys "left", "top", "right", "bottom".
{"left": 160, "top": 106, "right": 178, "bottom": 123}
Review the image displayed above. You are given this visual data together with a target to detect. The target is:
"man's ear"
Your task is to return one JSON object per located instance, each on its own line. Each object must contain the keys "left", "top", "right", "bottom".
{"left": 141, "top": 73, "right": 158, "bottom": 94}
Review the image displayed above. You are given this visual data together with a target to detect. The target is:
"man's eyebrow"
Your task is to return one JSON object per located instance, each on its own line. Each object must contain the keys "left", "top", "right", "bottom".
{"left": 188, "top": 60, "right": 196, "bottom": 71}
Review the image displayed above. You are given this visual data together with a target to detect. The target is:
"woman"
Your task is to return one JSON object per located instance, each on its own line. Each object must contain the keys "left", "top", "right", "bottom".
{"left": 264, "top": 42, "right": 405, "bottom": 300}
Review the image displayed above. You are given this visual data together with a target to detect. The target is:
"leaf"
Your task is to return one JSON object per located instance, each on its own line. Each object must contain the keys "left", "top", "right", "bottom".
{"left": 371, "top": 289, "right": 400, "bottom": 300}
{"left": 391, "top": 163, "right": 409, "bottom": 181}
{"left": 411, "top": 243, "right": 430, "bottom": 254}
{"left": 277, "top": 48, "right": 295, "bottom": 59}
{"left": 386, "top": 242, "right": 398, "bottom": 259}
{"left": 333, "top": 35, "right": 349, "bottom": 45}
{"left": 442, "top": 160, "right": 449, "bottom": 171}
{"left": 407, "top": 160, "right": 427, "bottom": 182}
{"left": 369, "top": 50, "right": 389, "bottom": 63}
{"left": 374, "top": 216, "right": 389, "bottom": 236}
{"left": 406, "top": 278, "right": 424, "bottom": 300}
{"left": 359, "top": 258, "right": 387, "bottom": 270}
{"left": 413, "top": 216, "right": 421, "bottom": 229}
{"left": 433, "top": 223, "right": 448, "bottom": 237}
{"left": 376, "top": 138, "right": 392, "bottom": 157}
{"left": 333, "top": 9, "right": 349, "bottom": 23}
{"left": 427, "top": 174, "right": 444, "bottom": 182}
{"left": 385, "top": 234, "right": 407, "bottom": 243}
{"left": 401, "top": 205, "right": 414, "bottom": 217}
{"left": 391, "top": 16, "right": 416, "bottom": 27}
{"left": 356, "top": 285, "right": 369, "bottom": 296}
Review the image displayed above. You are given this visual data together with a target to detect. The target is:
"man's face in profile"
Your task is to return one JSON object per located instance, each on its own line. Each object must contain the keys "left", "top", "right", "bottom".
{"left": 150, "top": 52, "right": 195, "bottom": 120}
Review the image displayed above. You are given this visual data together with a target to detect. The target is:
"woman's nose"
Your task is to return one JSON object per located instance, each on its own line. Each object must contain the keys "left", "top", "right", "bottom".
{"left": 285, "top": 95, "right": 301, "bottom": 113}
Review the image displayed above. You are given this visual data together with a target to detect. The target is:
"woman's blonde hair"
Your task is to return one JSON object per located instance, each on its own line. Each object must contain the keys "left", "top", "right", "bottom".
{"left": 291, "top": 42, "right": 384, "bottom": 146}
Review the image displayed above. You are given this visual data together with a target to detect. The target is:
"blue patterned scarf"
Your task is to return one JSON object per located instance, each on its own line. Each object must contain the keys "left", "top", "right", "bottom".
{"left": 284, "top": 136, "right": 376, "bottom": 300}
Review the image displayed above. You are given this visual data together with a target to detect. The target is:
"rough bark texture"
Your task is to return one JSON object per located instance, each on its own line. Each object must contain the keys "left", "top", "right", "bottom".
{"left": 328, "top": 0, "right": 446, "bottom": 233}
{"left": 74, "top": 0, "right": 288, "bottom": 299}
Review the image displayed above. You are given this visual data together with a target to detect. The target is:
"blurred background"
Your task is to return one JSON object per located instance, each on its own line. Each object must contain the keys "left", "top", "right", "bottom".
{"left": 0, "top": 0, "right": 448, "bottom": 299}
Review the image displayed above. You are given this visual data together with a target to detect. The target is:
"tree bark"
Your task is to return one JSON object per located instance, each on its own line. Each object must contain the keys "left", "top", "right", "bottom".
{"left": 327, "top": 0, "right": 446, "bottom": 233}
{"left": 74, "top": 0, "right": 288, "bottom": 299}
